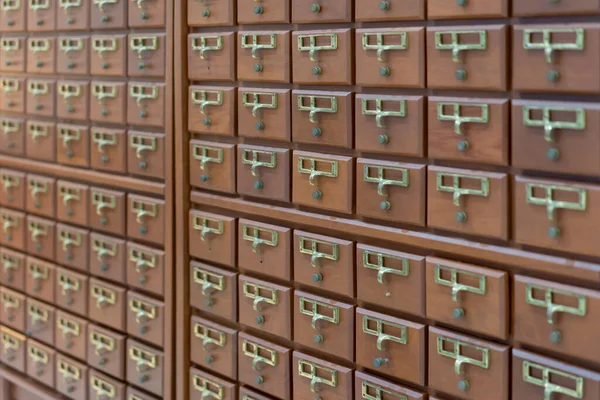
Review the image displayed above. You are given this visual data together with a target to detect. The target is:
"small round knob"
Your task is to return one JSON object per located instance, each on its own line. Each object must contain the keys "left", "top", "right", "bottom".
{"left": 458, "top": 380, "right": 470, "bottom": 392}
{"left": 312, "top": 273, "right": 323, "bottom": 282}
{"left": 139, "top": 161, "right": 147, "bottom": 170}
{"left": 457, "top": 140, "right": 469, "bottom": 152}
{"left": 312, "top": 66, "right": 322, "bottom": 75}
{"left": 101, "top": 15, "right": 109, "bottom": 23}
{"left": 380, "top": 201, "right": 391, "bottom": 211}
{"left": 200, "top": 175, "right": 210, "bottom": 182}
{"left": 139, "top": 276, "right": 147, "bottom": 284}
{"left": 255, "top": 376, "right": 264, "bottom": 385}
{"left": 101, "top": 109, "right": 109, "bottom": 116}
{"left": 66, "top": 253, "right": 73, "bottom": 261}
{"left": 67, "top": 106, "right": 75, "bottom": 113}
{"left": 456, "top": 211, "right": 468, "bottom": 223}
{"left": 547, "top": 148, "right": 560, "bottom": 161}
{"left": 67, "top": 17, "right": 74, "bottom": 24}
{"left": 205, "top": 298, "right": 214, "bottom": 307}
{"left": 455, "top": 69, "right": 467, "bottom": 81}
{"left": 139, "top": 375, "right": 148, "bottom": 384}
{"left": 453, "top": 307, "right": 465, "bottom": 319}
{"left": 36, "top": 19, "right": 43, "bottom": 25}
{"left": 102, "top": 63, "right": 109, "bottom": 69}
{"left": 203, "top": 118, "right": 211, "bottom": 126}
{"left": 140, "top": 226, "right": 148, "bottom": 235}
{"left": 35, "top": 104, "right": 42, "bottom": 110}
{"left": 313, "top": 334, "right": 324, "bottom": 344}
{"left": 379, "top": 1, "right": 390, "bottom": 10}
{"left": 98, "top": 358, "right": 107, "bottom": 365}
{"left": 138, "top": 62, "right": 146, "bottom": 70}
{"left": 7, "top": 101, "right": 14, "bottom": 107}
{"left": 7, "top": 20, "right": 14, "bottom": 26}
{"left": 550, "top": 330, "right": 562, "bottom": 343}
{"left": 254, "top": 5, "right": 264, "bottom": 14}
{"left": 547, "top": 70, "right": 560, "bottom": 82}
{"left": 548, "top": 226, "right": 561, "bottom": 238}
{"left": 254, "top": 63, "right": 263, "bottom": 72}
{"left": 67, "top": 62, "right": 75, "bottom": 69}
{"left": 312, "top": 190, "right": 323, "bottom": 200}
{"left": 311, "top": 4, "right": 321, "bottom": 13}
{"left": 456, "top": 0, "right": 468, "bottom": 6}
{"left": 312, "top": 127, "right": 322, "bottom": 137}
{"left": 255, "top": 315, "right": 265, "bottom": 325}
{"left": 202, "top": 9, "right": 210, "bottom": 17}
{"left": 67, "top": 151, "right": 75, "bottom": 159}
{"left": 378, "top": 134, "right": 389, "bottom": 144}
{"left": 35, "top": 201, "right": 41, "bottom": 208}
{"left": 379, "top": 66, "right": 390, "bottom": 77}
{"left": 141, "top": 11, "right": 149, "bottom": 19}
{"left": 255, "top": 121, "right": 265, "bottom": 131}
{"left": 373, "top": 358, "right": 388, "bottom": 368}
{"left": 205, "top": 355, "right": 215, "bottom": 364}
{"left": 254, "top": 180, "right": 264, "bottom": 190}
{"left": 140, "top": 326, "right": 148, "bottom": 334}
{"left": 100, "top": 264, "right": 109, "bottom": 272}
{"left": 5, "top": 61, "right": 12, "bottom": 66}
{"left": 140, "top": 111, "right": 148, "bottom": 118}
{"left": 100, "top": 217, "right": 108, "bottom": 225}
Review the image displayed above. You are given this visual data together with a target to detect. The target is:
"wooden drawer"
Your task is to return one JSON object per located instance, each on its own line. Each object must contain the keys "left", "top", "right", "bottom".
{"left": 56, "top": 224, "right": 89, "bottom": 273}
{"left": 189, "top": 210, "right": 236, "bottom": 267}
{"left": 238, "top": 88, "right": 291, "bottom": 141}
{"left": 56, "top": 354, "right": 88, "bottom": 400}
{"left": 57, "top": 181, "right": 88, "bottom": 226}
{"left": 25, "top": 257, "right": 54, "bottom": 303}
{"left": 514, "top": 0, "right": 600, "bottom": 16}
{"left": 237, "top": 0, "right": 290, "bottom": 24}
{"left": 1, "top": 326, "right": 26, "bottom": 373}
{"left": 90, "top": 0, "right": 127, "bottom": 29}
{"left": 88, "top": 324, "right": 126, "bottom": 380}
{"left": 188, "top": 32, "right": 236, "bottom": 82}
{"left": 88, "top": 278, "right": 126, "bottom": 332}
{"left": 90, "top": 81, "right": 127, "bottom": 124}
{"left": 0, "top": 117, "right": 25, "bottom": 157}
{"left": 190, "top": 368, "right": 236, "bottom": 400}
{"left": 129, "top": 0, "right": 166, "bottom": 28}
{"left": 57, "top": 124, "right": 90, "bottom": 168}
{"left": 27, "top": 339, "right": 55, "bottom": 389}
{"left": 128, "top": 33, "right": 166, "bottom": 78}
{"left": 128, "top": 131, "right": 166, "bottom": 180}
{"left": 428, "top": 0, "right": 508, "bottom": 18}
{"left": 26, "top": 216, "right": 55, "bottom": 260}
{"left": 90, "top": 233, "right": 126, "bottom": 284}
{"left": 188, "top": 0, "right": 235, "bottom": 26}
{"left": 190, "top": 316, "right": 237, "bottom": 379}
{"left": 237, "top": 145, "right": 291, "bottom": 203}
{"left": 91, "top": 127, "right": 127, "bottom": 174}
{"left": 126, "top": 291, "right": 165, "bottom": 347}
{"left": 237, "top": 31, "right": 291, "bottom": 83}
{"left": 89, "top": 187, "right": 126, "bottom": 236}
{"left": 26, "top": 174, "right": 55, "bottom": 217}
{"left": 189, "top": 140, "right": 236, "bottom": 194}
{"left": 126, "top": 339, "right": 163, "bottom": 397}
{"left": 26, "top": 79, "right": 55, "bottom": 118}
{"left": 190, "top": 262, "right": 237, "bottom": 320}
{"left": 355, "top": 372, "right": 426, "bottom": 400}
{"left": 127, "top": 195, "right": 165, "bottom": 246}
{"left": 0, "top": 208, "right": 25, "bottom": 250}
{"left": 26, "top": 120, "right": 55, "bottom": 162}
{"left": 126, "top": 243, "right": 164, "bottom": 297}
{"left": 55, "top": 311, "right": 87, "bottom": 361}
{"left": 57, "top": 36, "right": 89, "bottom": 75}
{"left": 239, "top": 387, "right": 277, "bottom": 400}
{"left": 28, "top": 0, "right": 56, "bottom": 31}
{"left": 26, "top": 298, "right": 55, "bottom": 346}
{"left": 57, "top": 0, "right": 89, "bottom": 30}
{"left": 55, "top": 266, "right": 88, "bottom": 316}
{"left": 0, "top": 287, "right": 25, "bottom": 331}
{"left": 188, "top": 86, "right": 236, "bottom": 136}
{"left": 89, "top": 370, "right": 126, "bottom": 400}
{"left": 0, "top": 248, "right": 25, "bottom": 291}
{"left": 1, "top": 37, "right": 25, "bottom": 72}
{"left": 292, "top": 0, "right": 351, "bottom": 23}
{"left": 355, "top": 0, "right": 424, "bottom": 21}
{"left": 0, "top": 0, "right": 26, "bottom": 32}
{"left": 57, "top": 81, "right": 89, "bottom": 121}
{"left": 27, "top": 37, "right": 55, "bottom": 74}
{"left": 0, "top": 169, "right": 25, "bottom": 209}
{"left": 90, "top": 35, "right": 126, "bottom": 77}
{"left": 0, "top": 77, "right": 25, "bottom": 114}
{"left": 127, "top": 82, "right": 165, "bottom": 128}
{"left": 293, "top": 352, "right": 353, "bottom": 399}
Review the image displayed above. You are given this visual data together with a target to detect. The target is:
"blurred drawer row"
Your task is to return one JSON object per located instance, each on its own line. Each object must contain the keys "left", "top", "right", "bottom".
{"left": 188, "top": 24, "right": 600, "bottom": 93}
{"left": 189, "top": 259, "right": 600, "bottom": 364}
{"left": 0, "top": 286, "right": 165, "bottom": 347}
{"left": 0, "top": 33, "right": 167, "bottom": 78}
{"left": 1, "top": 327, "right": 164, "bottom": 398}
{"left": 190, "top": 333, "right": 600, "bottom": 400}
{"left": 0, "top": 78, "right": 166, "bottom": 128}
{"left": 189, "top": 88, "right": 600, "bottom": 176}
{"left": 0, "top": 0, "right": 166, "bottom": 32}
{"left": 0, "top": 122, "right": 166, "bottom": 179}
{"left": 191, "top": 0, "right": 600, "bottom": 26}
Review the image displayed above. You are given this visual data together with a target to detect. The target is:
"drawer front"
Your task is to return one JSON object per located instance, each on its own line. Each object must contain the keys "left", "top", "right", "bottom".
{"left": 1, "top": 37, "right": 25, "bottom": 72}
{"left": 237, "top": 145, "right": 291, "bottom": 202}
{"left": 57, "top": 0, "right": 89, "bottom": 30}
{"left": 356, "top": 308, "right": 426, "bottom": 385}
{"left": 188, "top": 86, "right": 236, "bottom": 136}
{"left": 25, "top": 257, "right": 55, "bottom": 302}
{"left": 188, "top": 0, "right": 235, "bottom": 26}
{"left": 91, "top": 127, "right": 127, "bottom": 174}
{"left": 429, "top": 97, "right": 510, "bottom": 165}
{"left": 1, "top": 326, "right": 26, "bottom": 372}
{"left": 292, "top": 151, "right": 354, "bottom": 214}
{"left": 239, "top": 275, "right": 292, "bottom": 340}
{"left": 55, "top": 266, "right": 88, "bottom": 316}
{"left": 56, "top": 224, "right": 89, "bottom": 272}
{"left": 88, "top": 324, "right": 127, "bottom": 380}
{"left": 293, "top": 231, "right": 354, "bottom": 297}
{"left": 127, "top": 195, "right": 165, "bottom": 245}
{"left": 56, "top": 124, "right": 90, "bottom": 168}
{"left": 1, "top": 77, "right": 26, "bottom": 113}
{"left": 238, "top": 88, "right": 291, "bottom": 141}
{"left": 292, "top": 29, "right": 353, "bottom": 85}
{"left": 128, "top": 33, "right": 166, "bottom": 78}
{"left": 239, "top": 387, "right": 276, "bottom": 400}
{"left": 128, "top": 131, "right": 166, "bottom": 180}
{"left": 90, "top": 233, "right": 126, "bottom": 284}
{"left": 238, "top": 31, "right": 291, "bottom": 83}
{"left": 188, "top": 32, "right": 236, "bottom": 82}
{"left": 356, "top": 0, "right": 424, "bottom": 21}
{"left": 238, "top": 219, "right": 291, "bottom": 280}
{"left": 127, "top": 82, "right": 165, "bottom": 128}
{"left": 126, "top": 243, "right": 164, "bottom": 296}
{"left": 88, "top": 278, "right": 126, "bottom": 332}
{"left": 428, "top": 0, "right": 508, "bottom": 18}
{"left": 57, "top": 181, "right": 88, "bottom": 226}
{"left": 26, "top": 216, "right": 55, "bottom": 260}
{"left": 292, "top": 0, "right": 351, "bottom": 23}
{"left": 426, "top": 257, "right": 509, "bottom": 339}
{"left": 55, "top": 311, "right": 87, "bottom": 361}
{"left": 189, "top": 140, "right": 236, "bottom": 194}
{"left": 129, "top": 0, "right": 166, "bottom": 28}
{"left": 56, "top": 354, "right": 88, "bottom": 399}
{"left": 90, "top": 81, "right": 127, "bottom": 124}
{"left": 0, "top": 117, "right": 25, "bottom": 157}
{"left": 89, "top": 370, "right": 127, "bottom": 400}
{"left": 356, "top": 28, "right": 425, "bottom": 88}
{"left": 189, "top": 210, "right": 236, "bottom": 267}
{"left": 0, "top": 287, "right": 26, "bottom": 331}
{"left": 26, "top": 120, "right": 56, "bottom": 162}
{"left": 126, "top": 291, "right": 164, "bottom": 347}
{"left": 26, "top": 79, "right": 55, "bottom": 118}
{"left": 513, "top": 24, "right": 600, "bottom": 94}
{"left": 427, "top": 25, "right": 508, "bottom": 91}
{"left": 27, "top": 0, "right": 56, "bottom": 31}
{"left": 56, "top": 81, "right": 89, "bottom": 121}
{"left": 428, "top": 166, "right": 509, "bottom": 240}
{"left": 57, "top": 36, "right": 90, "bottom": 75}
{"left": 0, "top": 248, "right": 26, "bottom": 291}
{"left": 27, "top": 340, "right": 56, "bottom": 388}
{"left": 429, "top": 327, "right": 510, "bottom": 400}
{"left": 126, "top": 340, "right": 164, "bottom": 397}
{"left": 294, "top": 290, "right": 354, "bottom": 361}
{"left": 238, "top": 0, "right": 290, "bottom": 24}
{"left": 90, "top": 0, "right": 127, "bottom": 29}
{"left": 357, "top": 159, "right": 426, "bottom": 225}
{"left": 26, "top": 37, "right": 55, "bottom": 73}
{"left": 26, "top": 174, "right": 55, "bottom": 217}
{"left": 514, "top": 275, "right": 600, "bottom": 364}
{"left": 0, "top": 0, "right": 26, "bottom": 31}
{"left": 0, "top": 169, "right": 25, "bottom": 209}
{"left": 514, "top": 0, "right": 600, "bottom": 16}
{"left": 0, "top": 208, "right": 26, "bottom": 250}
{"left": 190, "top": 368, "right": 236, "bottom": 400}
{"left": 355, "top": 372, "right": 426, "bottom": 400}
{"left": 190, "top": 262, "right": 237, "bottom": 320}
{"left": 89, "top": 187, "right": 126, "bottom": 236}
{"left": 293, "top": 352, "right": 353, "bottom": 399}
{"left": 26, "top": 298, "right": 55, "bottom": 345}
{"left": 514, "top": 176, "right": 600, "bottom": 257}
{"left": 190, "top": 316, "right": 237, "bottom": 379}
{"left": 90, "top": 35, "right": 127, "bottom": 76}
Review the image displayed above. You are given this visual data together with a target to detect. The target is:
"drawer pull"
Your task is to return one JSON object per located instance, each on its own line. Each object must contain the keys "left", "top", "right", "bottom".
{"left": 93, "top": 130, "right": 118, "bottom": 153}
{"left": 1, "top": 79, "right": 19, "bottom": 93}
{"left": 58, "top": 273, "right": 80, "bottom": 295}
{"left": 28, "top": 179, "right": 47, "bottom": 205}
{"left": 243, "top": 281, "right": 278, "bottom": 311}
{"left": 2, "top": 173, "right": 20, "bottom": 193}
{"left": 1, "top": 0, "right": 20, "bottom": 12}
{"left": 523, "top": 106, "right": 586, "bottom": 143}
{"left": 130, "top": 298, "right": 157, "bottom": 324}
{"left": 130, "top": 84, "right": 158, "bottom": 106}
{"left": 59, "top": 185, "right": 80, "bottom": 207}
{"left": 362, "top": 98, "right": 406, "bottom": 129}
{"left": 192, "top": 36, "right": 223, "bottom": 60}
{"left": 2, "top": 214, "right": 18, "bottom": 234}
{"left": 58, "top": 359, "right": 81, "bottom": 381}
{"left": 362, "top": 315, "right": 407, "bottom": 350}
{"left": 92, "top": 238, "right": 117, "bottom": 262}
{"left": 1, "top": 39, "right": 19, "bottom": 51}
{"left": 59, "top": 229, "right": 82, "bottom": 252}
{"left": 362, "top": 32, "right": 407, "bottom": 62}
{"left": 28, "top": 81, "right": 48, "bottom": 96}
{"left": 192, "top": 215, "right": 224, "bottom": 241}
{"left": 1, "top": 293, "right": 19, "bottom": 310}
{"left": 93, "top": 0, "right": 117, "bottom": 12}
{"left": 437, "top": 102, "right": 489, "bottom": 136}
{"left": 131, "top": 199, "right": 158, "bottom": 225}
{"left": 129, "top": 346, "right": 157, "bottom": 372}
{"left": 29, "top": 0, "right": 48, "bottom": 10}
{"left": 362, "top": 380, "right": 407, "bottom": 400}
{"left": 59, "top": 0, "right": 81, "bottom": 10}
{"left": 435, "top": 30, "right": 487, "bottom": 63}
{"left": 364, "top": 165, "right": 409, "bottom": 207}
{"left": 523, "top": 29, "right": 585, "bottom": 65}
{"left": 241, "top": 149, "right": 277, "bottom": 184}
{"left": 57, "top": 316, "right": 80, "bottom": 339}
{"left": 60, "top": 38, "right": 83, "bottom": 53}
{"left": 1, "top": 120, "right": 20, "bottom": 136}
{"left": 298, "top": 359, "right": 337, "bottom": 393}
{"left": 298, "top": 157, "right": 339, "bottom": 188}
{"left": 59, "top": 127, "right": 81, "bottom": 150}
{"left": 92, "top": 192, "right": 117, "bottom": 216}
{"left": 130, "top": 248, "right": 157, "bottom": 273}
{"left": 299, "top": 297, "right": 339, "bottom": 330}
{"left": 28, "top": 221, "right": 48, "bottom": 244}
{"left": 243, "top": 224, "right": 278, "bottom": 253}
{"left": 130, "top": 135, "right": 157, "bottom": 163}
{"left": 90, "top": 331, "right": 115, "bottom": 355}
{"left": 92, "top": 84, "right": 118, "bottom": 102}
{"left": 436, "top": 173, "right": 489, "bottom": 223}
{"left": 299, "top": 236, "right": 339, "bottom": 268}
{"left": 28, "top": 39, "right": 50, "bottom": 53}
{"left": 92, "top": 38, "right": 118, "bottom": 57}
{"left": 130, "top": 36, "right": 158, "bottom": 58}
{"left": 1, "top": 253, "right": 19, "bottom": 272}
{"left": 28, "top": 262, "right": 48, "bottom": 281}
{"left": 129, "top": 394, "right": 144, "bottom": 400}
{"left": 192, "top": 374, "right": 224, "bottom": 399}
{"left": 241, "top": 33, "right": 277, "bottom": 60}
{"left": 522, "top": 361, "right": 584, "bottom": 400}
{"left": 28, "top": 304, "right": 49, "bottom": 325}
{"left": 91, "top": 376, "right": 116, "bottom": 399}
{"left": 243, "top": 92, "right": 278, "bottom": 118}
{"left": 434, "top": 264, "right": 486, "bottom": 305}
{"left": 191, "top": 90, "right": 223, "bottom": 124}
{"left": 193, "top": 145, "right": 223, "bottom": 171}
{"left": 28, "top": 345, "right": 48, "bottom": 365}
{"left": 297, "top": 34, "right": 338, "bottom": 62}
{"left": 193, "top": 323, "right": 226, "bottom": 350}
{"left": 242, "top": 339, "right": 278, "bottom": 371}
{"left": 91, "top": 285, "right": 117, "bottom": 308}
{"left": 363, "top": 250, "right": 410, "bottom": 291}
{"left": 297, "top": 95, "right": 338, "bottom": 124}
{"left": 2, "top": 331, "right": 21, "bottom": 353}
{"left": 59, "top": 83, "right": 82, "bottom": 101}
{"left": 193, "top": 268, "right": 225, "bottom": 296}
{"left": 437, "top": 336, "right": 489, "bottom": 391}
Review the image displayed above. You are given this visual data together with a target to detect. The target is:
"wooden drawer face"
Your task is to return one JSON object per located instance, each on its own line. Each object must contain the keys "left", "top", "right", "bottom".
{"left": 357, "top": 159, "right": 426, "bottom": 225}
{"left": 190, "top": 140, "right": 236, "bottom": 194}
{"left": 190, "top": 316, "right": 237, "bottom": 379}
{"left": 294, "top": 290, "right": 354, "bottom": 361}
{"left": 292, "top": 151, "right": 354, "bottom": 214}
{"left": 238, "top": 31, "right": 291, "bottom": 83}
{"left": 240, "top": 387, "right": 276, "bottom": 400}
{"left": 188, "top": 86, "right": 236, "bottom": 136}
{"left": 56, "top": 81, "right": 89, "bottom": 121}
{"left": 56, "top": 224, "right": 89, "bottom": 272}
{"left": 1, "top": 37, "right": 25, "bottom": 72}
{"left": 188, "top": 33, "right": 236, "bottom": 82}
{"left": 26, "top": 79, "right": 55, "bottom": 118}
{"left": 0, "top": 287, "right": 25, "bottom": 331}
{"left": 428, "top": 166, "right": 509, "bottom": 240}
{"left": 238, "top": 0, "right": 290, "bottom": 24}
{"left": 126, "top": 340, "right": 164, "bottom": 397}
{"left": 514, "top": 275, "right": 600, "bottom": 364}
{"left": 293, "top": 352, "right": 353, "bottom": 399}
{"left": 292, "top": 29, "right": 353, "bottom": 85}
{"left": 190, "top": 262, "right": 237, "bottom": 320}
{"left": 513, "top": 349, "right": 600, "bottom": 400}
{"left": 0, "top": 208, "right": 26, "bottom": 250}
{"left": 126, "top": 243, "right": 164, "bottom": 297}
{"left": 0, "top": 77, "right": 25, "bottom": 113}
{"left": 90, "top": 35, "right": 127, "bottom": 77}
{"left": 91, "top": 127, "right": 127, "bottom": 174}
{"left": 190, "top": 368, "right": 236, "bottom": 400}
{"left": 426, "top": 257, "right": 509, "bottom": 339}
{"left": 0, "top": 169, "right": 25, "bottom": 209}
{"left": 188, "top": 0, "right": 235, "bottom": 26}
{"left": 26, "top": 216, "right": 55, "bottom": 260}
{"left": 428, "top": 0, "right": 508, "bottom": 18}
{"left": 189, "top": 210, "right": 236, "bottom": 267}
{"left": 55, "top": 266, "right": 88, "bottom": 316}
{"left": 355, "top": 372, "right": 426, "bottom": 400}
{"left": 238, "top": 88, "right": 291, "bottom": 141}
{"left": 57, "top": 181, "right": 88, "bottom": 226}
{"left": 427, "top": 25, "right": 508, "bottom": 91}
{"left": 0, "top": 0, "right": 25, "bottom": 32}
{"left": 128, "top": 131, "right": 165, "bottom": 180}
{"left": 56, "top": 354, "right": 88, "bottom": 399}
{"left": 129, "top": 0, "right": 166, "bottom": 28}
{"left": 356, "top": 0, "right": 424, "bottom": 21}
{"left": 26, "top": 298, "right": 55, "bottom": 345}
{"left": 90, "top": 81, "right": 127, "bottom": 124}
{"left": 26, "top": 37, "right": 55, "bottom": 74}
{"left": 90, "top": 233, "right": 126, "bottom": 284}
{"left": 26, "top": 120, "right": 56, "bottom": 162}
{"left": 356, "top": 308, "right": 426, "bottom": 385}
{"left": 88, "top": 278, "right": 126, "bottom": 332}
{"left": 514, "top": 176, "right": 600, "bottom": 258}
{"left": 292, "top": 90, "right": 353, "bottom": 148}
{"left": 88, "top": 324, "right": 126, "bottom": 380}
{"left": 55, "top": 311, "right": 87, "bottom": 361}
{"left": 25, "top": 257, "right": 54, "bottom": 303}
{"left": 89, "top": 371, "right": 127, "bottom": 400}
{"left": 429, "top": 97, "right": 509, "bottom": 165}
{"left": 513, "top": 24, "right": 600, "bottom": 94}
{"left": 57, "top": 36, "right": 90, "bottom": 75}
{"left": 0, "top": 117, "right": 25, "bottom": 157}
{"left": 128, "top": 33, "right": 166, "bottom": 78}
{"left": 127, "top": 82, "right": 165, "bottom": 128}
{"left": 57, "top": 124, "right": 90, "bottom": 168}
{"left": 57, "top": 0, "right": 89, "bottom": 30}
{"left": 294, "top": 231, "right": 353, "bottom": 297}
{"left": 356, "top": 28, "right": 425, "bottom": 88}
{"left": 239, "top": 275, "right": 292, "bottom": 340}
{"left": 292, "top": 0, "right": 351, "bottom": 23}
{"left": 238, "top": 333, "right": 291, "bottom": 399}
{"left": 91, "top": 0, "right": 127, "bottom": 29}
{"left": 1, "top": 326, "right": 26, "bottom": 373}
{"left": 27, "top": 340, "right": 55, "bottom": 389}
{"left": 89, "top": 188, "right": 126, "bottom": 236}
{"left": 237, "top": 145, "right": 291, "bottom": 203}
{"left": 429, "top": 327, "right": 510, "bottom": 400}
{"left": 0, "top": 248, "right": 26, "bottom": 291}
{"left": 514, "top": 0, "right": 600, "bottom": 16}
{"left": 512, "top": 100, "right": 600, "bottom": 176}
{"left": 127, "top": 195, "right": 165, "bottom": 246}
{"left": 127, "top": 291, "right": 164, "bottom": 347}
{"left": 238, "top": 220, "right": 291, "bottom": 281}
{"left": 27, "top": 0, "right": 56, "bottom": 31}
{"left": 356, "top": 245, "right": 425, "bottom": 317}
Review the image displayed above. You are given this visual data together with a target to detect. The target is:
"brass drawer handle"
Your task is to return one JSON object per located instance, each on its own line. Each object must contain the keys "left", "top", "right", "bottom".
{"left": 129, "top": 346, "right": 157, "bottom": 372}
{"left": 1, "top": 38, "right": 19, "bottom": 51}
{"left": 297, "top": 157, "right": 338, "bottom": 198}
{"left": 362, "top": 32, "right": 407, "bottom": 62}
{"left": 1, "top": 0, "right": 20, "bottom": 12}
{"left": 1, "top": 253, "right": 19, "bottom": 272}
{"left": 242, "top": 339, "right": 277, "bottom": 371}
{"left": 437, "top": 336, "right": 489, "bottom": 391}
{"left": 129, "top": 298, "right": 157, "bottom": 324}
{"left": 434, "top": 264, "right": 486, "bottom": 319}
{"left": 92, "top": 38, "right": 118, "bottom": 58}
{"left": 130, "top": 247, "right": 157, "bottom": 273}
{"left": 298, "top": 359, "right": 337, "bottom": 393}
{"left": 192, "top": 374, "right": 223, "bottom": 399}
{"left": 59, "top": 229, "right": 82, "bottom": 252}
{"left": 58, "top": 83, "right": 82, "bottom": 101}
{"left": 242, "top": 92, "right": 277, "bottom": 119}
{"left": 242, "top": 224, "right": 278, "bottom": 254}
{"left": 243, "top": 281, "right": 278, "bottom": 312}
{"left": 91, "top": 285, "right": 117, "bottom": 308}
{"left": 92, "top": 84, "right": 118, "bottom": 102}
{"left": 92, "top": 238, "right": 117, "bottom": 262}
{"left": 59, "top": 0, "right": 82, "bottom": 11}
{"left": 522, "top": 106, "right": 585, "bottom": 143}
{"left": 299, "top": 297, "right": 339, "bottom": 331}
{"left": 58, "top": 273, "right": 80, "bottom": 295}
{"left": 57, "top": 316, "right": 80, "bottom": 339}
{"left": 297, "top": 95, "right": 337, "bottom": 124}
{"left": 193, "top": 323, "right": 226, "bottom": 350}
{"left": 192, "top": 145, "right": 223, "bottom": 172}
{"left": 297, "top": 33, "right": 338, "bottom": 62}
{"left": 191, "top": 36, "right": 223, "bottom": 60}
{"left": 523, "top": 28, "right": 584, "bottom": 64}
{"left": 2, "top": 79, "right": 20, "bottom": 93}
{"left": 193, "top": 267, "right": 225, "bottom": 296}
{"left": 364, "top": 165, "right": 409, "bottom": 211}
{"left": 58, "top": 359, "right": 81, "bottom": 382}
{"left": 28, "top": 303, "right": 49, "bottom": 325}
{"left": 59, "top": 184, "right": 81, "bottom": 206}
{"left": 299, "top": 236, "right": 338, "bottom": 268}
{"left": 93, "top": 0, "right": 118, "bottom": 12}
{"left": 93, "top": 130, "right": 118, "bottom": 153}
{"left": 362, "top": 315, "right": 407, "bottom": 350}
{"left": 436, "top": 172, "right": 490, "bottom": 223}
{"left": 2, "top": 173, "right": 20, "bottom": 193}
{"left": 60, "top": 38, "right": 83, "bottom": 54}
{"left": 1, "top": 120, "right": 20, "bottom": 136}
{"left": 362, "top": 98, "right": 406, "bottom": 129}
{"left": 130, "top": 84, "right": 158, "bottom": 106}
{"left": 361, "top": 380, "right": 407, "bottom": 400}
{"left": 91, "top": 192, "right": 117, "bottom": 217}
{"left": 130, "top": 36, "right": 158, "bottom": 58}
{"left": 192, "top": 215, "right": 224, "bottom": 241}
{"left": 437, "top": 102, "right": 489, "bottom": 136}
{"left": 90, "top": 331, "right": 115, "bottom": 355}
{"left": 191, "top": 89, "right": 223, "bottom": 126}
{"left": 522, "top": 361, "right": 583, "bottom": 400}
{"left": 28, "top": 221, "right": 48, "bottom": 244}
{"left": 363, "top": 250, "right": 409, "bottom": 290}
{"left": 435, "top": 30, "right": 487, "bottom": 63}
{"left": 91, "top": 376, "right": 116, "bottom": 399}
{"left": 241, "top": 33, "right": 277, "bottom": 60}
{"left": 28, "top": 344, "right": 48, "bottom": 365}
